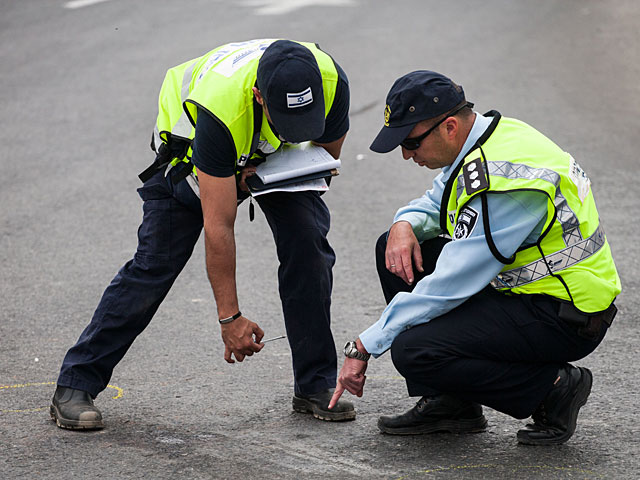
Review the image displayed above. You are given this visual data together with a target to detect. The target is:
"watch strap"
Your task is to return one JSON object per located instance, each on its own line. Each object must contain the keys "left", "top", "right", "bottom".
{"left": 219, "top": 311, "right": 242, "bottom": 324}
{"left": 344, "top": 341, "right": 370, "bottom": 361}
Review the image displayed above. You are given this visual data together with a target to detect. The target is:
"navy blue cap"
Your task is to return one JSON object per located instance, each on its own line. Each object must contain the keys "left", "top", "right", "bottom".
{"left": 370, "top": 70, "right": 467, "bottom": 153}
{"left": 257, "top": 40, "right": 325, "bottom": 143}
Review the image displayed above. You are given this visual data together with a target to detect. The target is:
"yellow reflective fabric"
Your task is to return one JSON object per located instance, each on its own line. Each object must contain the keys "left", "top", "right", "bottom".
{"left": 154, "top": 39, "right": 339, "bottom": 177}
{"left": 445, "top": 115, "right": 621, "bottom": 313}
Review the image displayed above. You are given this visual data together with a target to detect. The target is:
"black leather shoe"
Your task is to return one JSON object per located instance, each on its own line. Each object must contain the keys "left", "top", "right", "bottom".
{"left": 292, "top": 389, "right": 356, "bottom": 421}
{"left": 50, "top": 386, "right": 104, "bottom": 430}
{"left": 517, "top": 365, "right": 592, "bottom": 445}
{"left": 378, "top": 394, "right": 487, "bottom": 435}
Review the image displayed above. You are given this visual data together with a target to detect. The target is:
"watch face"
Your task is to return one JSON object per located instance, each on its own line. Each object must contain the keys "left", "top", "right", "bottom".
{"left": 344, "top": 341, "right": 356, "bottom": 356}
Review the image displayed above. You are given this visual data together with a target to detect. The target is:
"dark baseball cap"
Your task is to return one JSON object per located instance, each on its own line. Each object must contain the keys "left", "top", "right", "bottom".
{"left": 370, "top": 70, "right": 467, "bottom": 153}
{"left": 257, "top": 40, "right": 325, "bottom": 143}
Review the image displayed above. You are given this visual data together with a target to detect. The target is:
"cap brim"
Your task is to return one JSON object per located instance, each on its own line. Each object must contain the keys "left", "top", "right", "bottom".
{"left": 369, "top": 123, "right": 416, "bottom": 153}
{"left": 268, "top": 101, "right": 326, "bottom": 144}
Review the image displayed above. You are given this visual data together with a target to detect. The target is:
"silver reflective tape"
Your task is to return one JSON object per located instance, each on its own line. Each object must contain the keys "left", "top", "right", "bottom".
{"left": 186, "top": 173, "right": 200, "bottom": 199}
{"left": 488, "top": 161, "right": 560, "bottom": 186}
{"left": 456, "top": 161, "right": 581, "bottom": 246}
{"left": 182, "top": 61, "right": 197, "bottom": 100}
{"left": 172, "top": 61, "right": 198, "bottom": 138}
{"left": 153, "top": 125, "right": 162, "bottom": 152}
{"left": 554, "top": 186, "right": 582, "bottom": 245}
{"left": 173, "top": 114, "right": 193, "bottom": 138}
{"left": 491, "top": 224, "right": 605, "bottom": 289}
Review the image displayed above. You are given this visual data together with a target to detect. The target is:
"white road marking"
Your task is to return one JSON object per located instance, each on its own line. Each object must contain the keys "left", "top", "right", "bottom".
{"left": 64, "top": 0, "right": 113, "bottom": 9}
{"left": 241, "top": 0, "right": 355, "bottom": 16}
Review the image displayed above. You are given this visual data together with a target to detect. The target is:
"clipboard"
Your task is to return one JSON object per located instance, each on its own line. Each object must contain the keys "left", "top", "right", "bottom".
{"left": 246, "top": 168, "right": 338, "bottom": 192}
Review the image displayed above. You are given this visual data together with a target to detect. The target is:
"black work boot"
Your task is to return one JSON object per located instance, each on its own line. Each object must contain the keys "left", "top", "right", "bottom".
{"left": 50, "top": 386, "right": 104, "bottom": 430}
{"left": 517, "top": 365, "right": 592, "bottom": 445}
{"left": 377, "top": 394, "right": 487, "bottom": 435}
{"left": 292, "top": 389, "right": 356, "bottom": 421}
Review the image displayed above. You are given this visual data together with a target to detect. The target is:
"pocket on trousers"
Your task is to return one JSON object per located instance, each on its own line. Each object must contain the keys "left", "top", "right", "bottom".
{"left": 137, "top": 179, "right": 170, "bottom": 202}
{"left": 136, "top": 198, "right": 172, "bottom": 260}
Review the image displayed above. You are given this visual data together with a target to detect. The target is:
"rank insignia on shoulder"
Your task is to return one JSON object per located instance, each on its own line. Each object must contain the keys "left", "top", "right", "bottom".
{"left": 463, "top": 157, "right": 489, "bottom": 195}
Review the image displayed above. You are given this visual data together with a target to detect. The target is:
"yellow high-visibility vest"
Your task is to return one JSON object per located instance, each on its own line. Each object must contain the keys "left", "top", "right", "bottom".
{"left": 443, "top": 112, "right": 620, "bottom": 313}
{"left": 154, "top": 39, "right": 338, "bottom": 174}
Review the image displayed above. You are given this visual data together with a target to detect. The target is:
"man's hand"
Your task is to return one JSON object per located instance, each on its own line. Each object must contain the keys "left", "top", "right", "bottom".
{"left": 329, "top": 357, "right": 368, "bottom": 409}
{"left": 385, "top": 221, "right": 424, "bottom": 285}
{"left": 220, "top": 315, "right": 264, "bottom": 363}
{"left": 238, "top": 166, "right": 257, "bottom": 192}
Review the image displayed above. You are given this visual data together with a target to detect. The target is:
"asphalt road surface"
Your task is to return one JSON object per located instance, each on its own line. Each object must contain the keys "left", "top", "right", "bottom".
{"left": 1, "top": 1, "right": 639, "bottom": 478}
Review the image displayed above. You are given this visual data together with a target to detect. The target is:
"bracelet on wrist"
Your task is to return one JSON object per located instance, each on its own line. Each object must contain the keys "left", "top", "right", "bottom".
{"left": 219, "top": 311, "right": 241, "bottom": 324}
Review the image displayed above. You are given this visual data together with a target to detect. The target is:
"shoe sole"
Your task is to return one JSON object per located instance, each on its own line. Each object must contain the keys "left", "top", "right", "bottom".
{"left": 377, "top": 416, "right": 488, "bottom": 435}
{"left": 517, "top": 367, "right": 593, "bottom": 446}
{"left": 50, "top": 404, "right": 104, "bottom": 430}
{"left": 292, "top": 396, "right": 356, "bottom": 422}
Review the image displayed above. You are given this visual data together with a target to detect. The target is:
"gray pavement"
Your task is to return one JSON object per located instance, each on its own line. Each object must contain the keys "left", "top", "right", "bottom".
{"left": 1, "top": 0, "right": 639, "bottom": 478}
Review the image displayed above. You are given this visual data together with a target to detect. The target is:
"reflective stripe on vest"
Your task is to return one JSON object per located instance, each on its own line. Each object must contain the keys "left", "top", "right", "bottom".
{"left": 152, "top": 59, "right": 197, "bottom": 152}
{"left": 173, "top": 60, "right": 199, "bottom": 139}
{"left": 491, "top": 223, "right": 605, "bottom": 289}
{"left": 456, "top": 161, "right": 583, "bottom": 246}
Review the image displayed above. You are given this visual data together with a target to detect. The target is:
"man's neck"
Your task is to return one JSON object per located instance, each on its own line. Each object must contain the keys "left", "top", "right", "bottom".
{"left": 452, "top": 112, "right": 477, "bottom": 160}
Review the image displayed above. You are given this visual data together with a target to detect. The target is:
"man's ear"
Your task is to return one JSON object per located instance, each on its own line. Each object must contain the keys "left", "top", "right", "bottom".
{"left": 253, "top": 87, "right": 264, "bottom": 105}
{"left": 444, "top": 116, "right": 459, "bottom": 139}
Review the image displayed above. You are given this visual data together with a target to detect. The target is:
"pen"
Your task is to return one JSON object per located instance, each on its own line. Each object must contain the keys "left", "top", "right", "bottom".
{"left": 262, "top": 335, "right": 286, "bottom": 344}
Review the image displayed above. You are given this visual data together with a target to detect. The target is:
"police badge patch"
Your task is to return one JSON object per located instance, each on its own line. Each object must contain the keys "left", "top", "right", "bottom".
{"left": 453, "top": 206, "right": 479, "bottom": 240}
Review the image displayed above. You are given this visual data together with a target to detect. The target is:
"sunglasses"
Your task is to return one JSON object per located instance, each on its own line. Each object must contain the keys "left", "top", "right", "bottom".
{"left": 400, "top": 102, "right": 474, "bottom": 151}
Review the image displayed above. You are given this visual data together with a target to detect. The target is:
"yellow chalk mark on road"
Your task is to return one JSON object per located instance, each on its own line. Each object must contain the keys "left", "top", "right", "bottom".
{"left": 1, "top": 381, "right": 56, "bottom": 389}
{"left": 395, "top": 464, "right": 603, "bottom": 479}
{"left": 107, "top": 384, "right": 123, "bottom": 399}
{"left": 1, "top": 381, "right": 123, "bottom": 413}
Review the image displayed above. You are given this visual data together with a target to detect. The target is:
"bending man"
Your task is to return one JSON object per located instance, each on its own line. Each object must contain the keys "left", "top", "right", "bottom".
{"left": 51, "top": 39, "right": 355, "bottom": 429}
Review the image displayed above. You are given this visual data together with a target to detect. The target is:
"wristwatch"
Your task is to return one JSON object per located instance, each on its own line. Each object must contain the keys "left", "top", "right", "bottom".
{"left": 343, "top": 341, "right": 370, "bottom": 362}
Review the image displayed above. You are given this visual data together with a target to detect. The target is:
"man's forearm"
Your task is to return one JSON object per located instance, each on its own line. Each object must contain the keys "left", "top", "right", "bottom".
{"left": 204, "top": 224, "right": 239, "bottom": 319}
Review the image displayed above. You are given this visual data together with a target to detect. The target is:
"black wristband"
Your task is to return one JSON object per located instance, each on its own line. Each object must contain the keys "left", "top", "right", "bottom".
{"left": 219, "top": 311, "right": 242, "bottom": 324}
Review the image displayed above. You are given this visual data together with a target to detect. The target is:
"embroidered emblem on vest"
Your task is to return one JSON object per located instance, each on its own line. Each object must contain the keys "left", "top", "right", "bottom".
{"left": 463, "top": 157, "right": 489, "bottom": 195}
{"left": 453, "top": 206, "right": 479, "bottom": 240}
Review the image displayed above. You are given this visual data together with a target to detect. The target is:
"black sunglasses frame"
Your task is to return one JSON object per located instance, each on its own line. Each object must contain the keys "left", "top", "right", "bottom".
{"left": 400, "top": 102, "right": 474, "bottom": 151}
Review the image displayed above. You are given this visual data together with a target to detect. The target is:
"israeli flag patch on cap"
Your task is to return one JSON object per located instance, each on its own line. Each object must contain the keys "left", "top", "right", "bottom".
{"left": 287, "top": 87, "right": 313, "bottom": 108}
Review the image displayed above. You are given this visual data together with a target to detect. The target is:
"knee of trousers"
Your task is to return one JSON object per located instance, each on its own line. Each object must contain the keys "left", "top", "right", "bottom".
{"left": 375, "top": 231, "right": 391, "bottom": 277}
{"left": 389, "top": 331, "right": 415, "bottom": 378}
{"left": 375, "top": 232, "right": 388, "bottom": 262}
{"left": 277, "top": 227, "right": 335, "bottom": 266}
{"left": 390, "top": 330, "right": 446, "bottom": 380}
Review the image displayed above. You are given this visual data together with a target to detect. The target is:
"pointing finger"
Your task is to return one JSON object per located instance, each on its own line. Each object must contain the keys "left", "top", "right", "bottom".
{"left": 328, "top": 385, "right": 345, "bottom": 409}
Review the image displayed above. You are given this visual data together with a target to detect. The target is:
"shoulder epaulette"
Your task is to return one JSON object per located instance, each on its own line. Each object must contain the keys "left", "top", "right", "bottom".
{"left": 463, "top": 157, "right": 489, "bottom": 195}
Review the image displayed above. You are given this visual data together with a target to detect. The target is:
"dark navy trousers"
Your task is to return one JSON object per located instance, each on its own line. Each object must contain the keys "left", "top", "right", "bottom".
{"left": 375, "top": 233, "right": 609, "bottom": 419}
{"left": 58, "top": 166, "right": 337, "bottom": 398}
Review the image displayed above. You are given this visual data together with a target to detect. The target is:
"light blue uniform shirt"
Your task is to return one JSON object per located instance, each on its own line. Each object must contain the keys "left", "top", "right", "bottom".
{"left": 360, "top": 113, "right": 550, "bottom": 357}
